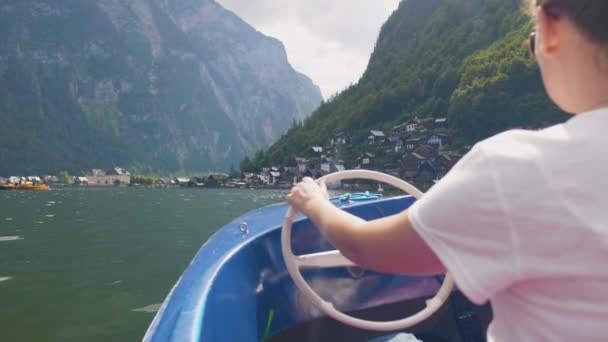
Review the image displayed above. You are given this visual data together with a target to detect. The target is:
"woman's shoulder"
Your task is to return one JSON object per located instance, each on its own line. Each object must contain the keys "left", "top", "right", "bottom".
{"left": 476, "top": 124, "right": 569, "bottom": 162}
{"left": 462, "top": 125, "right": 571, "bottom": 186}
{"left": 483, "top": 123, "right": 569, "bottom": 146}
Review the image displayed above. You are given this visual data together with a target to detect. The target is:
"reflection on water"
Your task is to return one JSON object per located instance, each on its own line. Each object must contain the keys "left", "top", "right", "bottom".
{"left": 0, "top": 187, "right": 287, "bottom": 341}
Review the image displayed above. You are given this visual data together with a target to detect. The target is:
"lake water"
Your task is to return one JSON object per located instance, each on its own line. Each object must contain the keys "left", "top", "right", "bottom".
{"left": 0, "top": 187, "right": 288, "bottom": 341}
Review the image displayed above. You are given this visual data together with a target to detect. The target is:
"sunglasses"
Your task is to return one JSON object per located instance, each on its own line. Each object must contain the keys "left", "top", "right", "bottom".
{"left": 528, "top": 31, "right": 537, "bottom": 59}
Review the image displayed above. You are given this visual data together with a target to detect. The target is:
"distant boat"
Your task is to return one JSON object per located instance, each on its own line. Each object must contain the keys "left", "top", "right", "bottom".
{"left": 1, "top": 183, "right": 50, "bottom": 191}
{"left": 0, "top": 184, "right": 16, "bottom": 190}
{"left": 17, "top": 183, "right": 50, "bottom": 191}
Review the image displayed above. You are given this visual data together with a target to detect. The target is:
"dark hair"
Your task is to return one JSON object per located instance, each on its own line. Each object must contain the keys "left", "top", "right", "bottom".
{"left": 531, "top": 0, "right": 608, "bottom": 45}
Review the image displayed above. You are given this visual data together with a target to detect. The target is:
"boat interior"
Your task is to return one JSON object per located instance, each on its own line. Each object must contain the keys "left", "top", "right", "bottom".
{"left": 271, "top": 291, "right": 492, "bottom": 342}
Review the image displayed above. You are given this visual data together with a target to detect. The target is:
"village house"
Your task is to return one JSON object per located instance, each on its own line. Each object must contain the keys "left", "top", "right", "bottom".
{"left": 381, "top": 136, "right": 401, "bottom": 153}
{"left": 225, "top": 179, "right": 247, "bottom": 188}
{"left": 312, "top": 146, "right": 323, "bottom": 154}
{"left": 435, "top": 152, "right": 460, "bottom": 178}
{"left": 257, "top": 168, "right": 272, "bottom": 185}
{"left": 357, "top": 152, "right": 375, "bottom": 169}
{"left": 86, "top": 167, "right": 131, "bottom": 186}
{"left": 324, "top": 143, "right": 338, "bottom": 157}
{"left": 391, "top": 123, "right": 407, "bottom": 138}
{"left": 257, "top": 172, "right": 270, "bottom": 185}
{"left": 383, "top": 162, "right": 401, "bottom": 177}
{"left": 368, "top": 130, "right": 386, "bottom": 144}
{"left": 43, "top": 175, "right": 59, "bottom": 184}
{"left": 154, "top": 178, "right": 175, "bottom": 187}
{"left": 401, "top": 152, "right": 438, "bottom": 181}
{"left": 320, "top": 160, "right": 334, "bottom": 175}
{"left": 321, "top": 158, "right": 345, "bottom": 173}
{"left": 208, "top": 173, "right": 229, "bottom": 184}
{"left": 427, "top": 133, "right": 450, "bottom": 149}
{"left": 403, "top": 138, "right": 421, "bottom": 151}
{"left": 416, "top": 160, "right": 439, "bottom": 187}
{"left": 412, "top": 144, "right": 435, "bottom": 160}
{"left": 281, "top": 166, "right": 297, "bottom": 178}
{"left": 175, "top": 178, "right": 190, "bottom": 187}
{"left": 404, "top": 119, "right": 419, "bottom": 133}
{"left": 242, "top": 173, "right": 256, "bottom": 184}
{"left": 419, "top": 117, "right": 435, "bottom": 131}
{"left": 393, "top": 137, "right": 404, "bottom": 152}
{"left": 267, "top": 169, "right": 281, "bottom": 185}
{"left": 242, "top": 173, "right": 264, "bottom": 187}
{"left": 434, "top": 118, "right": 448, "bottom": 130}
{"left": 27, "top": 176, "right": 42, "bottom": 183}
{"left": 295, "top": 157, "right": 309, "bottom": 175}
{"left": 401, "top": 153, "right": 426, "bottom": 178}
{"left": 188, "top": 177, "right": 206, "bottom": 188}
{"left": 186, "top": 173, "right": 229, "bottom": 187}
{"left": 330, "top": 132, "right": 350, "bottom": 146}
{"left": 75, "top": 177, "right": 89, "bottom": 185}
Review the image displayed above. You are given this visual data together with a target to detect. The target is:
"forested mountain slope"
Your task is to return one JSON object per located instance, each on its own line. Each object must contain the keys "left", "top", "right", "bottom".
{"left": 248, "top": 0, "right": 566, "bottom": 169}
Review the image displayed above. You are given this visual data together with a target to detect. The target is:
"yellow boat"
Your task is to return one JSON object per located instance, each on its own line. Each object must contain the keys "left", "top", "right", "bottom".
{"left": 0, "top": 183, "right": 16, "bottom": 190}
{"left": 17, "top": 183, "right": 50, "bottom": 191}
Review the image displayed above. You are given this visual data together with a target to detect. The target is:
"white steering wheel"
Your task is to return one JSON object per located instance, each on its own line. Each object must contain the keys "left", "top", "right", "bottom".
{"left": 281, "top": 170, "right": 454, "bottom": 332}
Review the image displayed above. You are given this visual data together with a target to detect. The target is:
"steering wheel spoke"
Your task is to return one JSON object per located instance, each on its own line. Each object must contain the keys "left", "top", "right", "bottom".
{"left": 296, "top": 250, "right": 357, "bottom": 269}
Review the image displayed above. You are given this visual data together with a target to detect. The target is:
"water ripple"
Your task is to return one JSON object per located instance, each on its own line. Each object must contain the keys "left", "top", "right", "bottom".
{"left": 0, "top": 236, "right": 23, "bottom": 242}
{"left": 132, "top": 303, "right": 161, "bottom": 313}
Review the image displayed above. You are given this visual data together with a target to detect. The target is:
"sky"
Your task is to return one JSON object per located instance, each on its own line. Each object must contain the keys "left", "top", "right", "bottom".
{"left": 216, "top": 0, "right": 401, "bottom": 99}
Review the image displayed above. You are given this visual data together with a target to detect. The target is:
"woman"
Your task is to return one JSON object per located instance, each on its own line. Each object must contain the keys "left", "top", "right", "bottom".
{"left": 287, "top": 1, "right": 608, "bottom": 340}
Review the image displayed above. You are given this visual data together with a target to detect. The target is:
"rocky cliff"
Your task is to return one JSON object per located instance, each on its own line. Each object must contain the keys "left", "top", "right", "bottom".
{"left": 0, "top": 0, "right": 322, "bottom": 174}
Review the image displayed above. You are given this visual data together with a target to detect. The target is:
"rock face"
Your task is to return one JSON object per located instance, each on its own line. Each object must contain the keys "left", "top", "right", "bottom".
{"left": 0, "top": 0, "right": 322, "bottom": 174}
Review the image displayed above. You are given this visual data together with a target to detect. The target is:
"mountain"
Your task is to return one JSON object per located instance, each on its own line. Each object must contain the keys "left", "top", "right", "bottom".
{"left": 0, "top": 0, "right": 322, "bottom": 175}
{"left": 248, "top": 0, "right": 567, "bottom": 170}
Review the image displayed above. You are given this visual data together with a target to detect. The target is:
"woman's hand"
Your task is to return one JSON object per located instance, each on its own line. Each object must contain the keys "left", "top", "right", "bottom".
{"left": 286, "top": 177, "right": 329, "bottom": 216}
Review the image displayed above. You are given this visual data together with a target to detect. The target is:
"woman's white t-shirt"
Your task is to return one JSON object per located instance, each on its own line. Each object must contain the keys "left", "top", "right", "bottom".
{"left": 409, "top": 107, "right": 608, "bottom": 341}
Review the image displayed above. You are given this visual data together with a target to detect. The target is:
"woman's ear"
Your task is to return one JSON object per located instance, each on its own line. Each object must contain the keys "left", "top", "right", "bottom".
{"left": 537, "top": 9, "right": 561, "bottom": 57}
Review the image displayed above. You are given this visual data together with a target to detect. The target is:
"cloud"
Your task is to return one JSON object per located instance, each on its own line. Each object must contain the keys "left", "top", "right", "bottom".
{"left": 216, "top": 0, "right": 401, "bottom": 98}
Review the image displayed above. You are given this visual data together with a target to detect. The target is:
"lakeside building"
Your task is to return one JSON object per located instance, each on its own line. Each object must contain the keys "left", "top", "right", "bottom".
{"left": 85, "top": 167, "right": 131, "bottom": 186}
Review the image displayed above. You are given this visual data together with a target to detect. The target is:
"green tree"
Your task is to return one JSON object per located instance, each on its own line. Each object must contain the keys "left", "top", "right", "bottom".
{"left": 130, "top": 175, "right": 154, "bottom": 185}
{"left": 58, "top": 171, "right": 73, "bottom": 184}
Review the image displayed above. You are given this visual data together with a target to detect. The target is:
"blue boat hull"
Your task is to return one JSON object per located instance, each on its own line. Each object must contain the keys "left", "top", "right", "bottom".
{"left": 145, "top": 196, "right": 490, "bottom": 341}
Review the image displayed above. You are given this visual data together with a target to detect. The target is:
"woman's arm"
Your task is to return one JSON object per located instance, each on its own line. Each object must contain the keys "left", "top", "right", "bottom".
{"left": 287, "top": 178, "right": 445, "bottom": 275}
